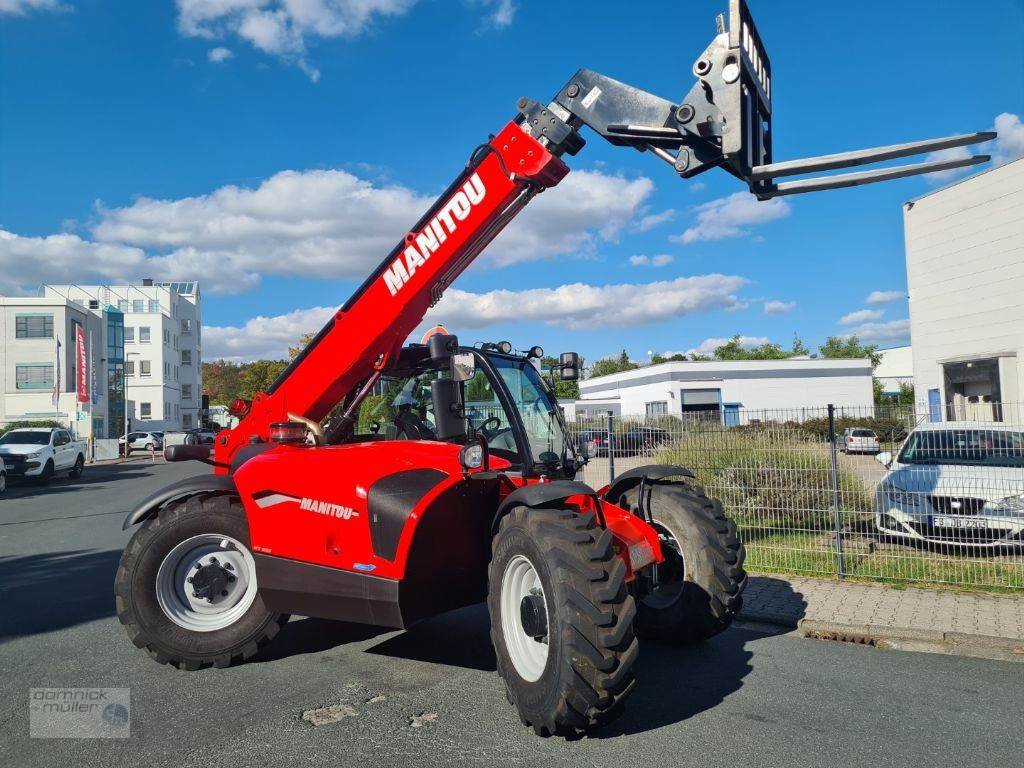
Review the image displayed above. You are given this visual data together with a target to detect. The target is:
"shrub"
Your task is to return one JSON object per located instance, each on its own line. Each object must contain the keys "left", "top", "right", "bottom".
{"left": 0, "top": 420, "right": 63, "bottom": 439}
{"left": 655, "top": 428, "right": 872, "bottom": 531}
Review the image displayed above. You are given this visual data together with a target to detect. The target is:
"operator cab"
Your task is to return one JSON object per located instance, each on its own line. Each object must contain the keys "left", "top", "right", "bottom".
{"left": 341, "top": 336, "right": 585, "bottom": 479}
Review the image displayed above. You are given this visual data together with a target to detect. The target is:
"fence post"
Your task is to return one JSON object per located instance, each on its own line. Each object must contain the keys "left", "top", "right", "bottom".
{"left": 827, "top": 403, "right": 845, "bottom": 578}
{"left": 606, "top": 410, "right": 616, "bottom": 486}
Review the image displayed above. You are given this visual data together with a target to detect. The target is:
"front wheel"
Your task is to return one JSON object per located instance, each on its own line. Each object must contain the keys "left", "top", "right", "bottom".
{"left": 488, "top": 506, "right": 637, "bottom": 737}
{"left": 114, "top": 494, "right": 287, "bottom": 670}
{"left": 69, "top": 454, "right": 84, "bottom": 478}
{"left": 617, "top": 479, "right": 746, "bottom": 644}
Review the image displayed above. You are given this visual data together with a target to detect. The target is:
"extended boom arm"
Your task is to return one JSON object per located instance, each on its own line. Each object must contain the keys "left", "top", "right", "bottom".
{"left": 212, "top": 0, "right": 993, "bottom": 467}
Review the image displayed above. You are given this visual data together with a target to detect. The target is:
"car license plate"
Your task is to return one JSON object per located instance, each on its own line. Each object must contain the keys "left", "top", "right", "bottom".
{"left": 932, "top": 516, "right": 987, "bottom": 529}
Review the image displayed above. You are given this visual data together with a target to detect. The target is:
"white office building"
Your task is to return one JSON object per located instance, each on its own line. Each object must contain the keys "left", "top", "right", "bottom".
{"left": 903, "top": 158, "right": 1024, "bottom": 422}
{"left": 44, "top": 281, "right": 203, "bottom": 431}
{"left": 874, "top": 345, "right": 913, "bottom": 396}
{"left": 0, "top": 295, "right": 118, "bottom": 437}
{"left": 575, "top": 357, "right": 874, "bottom": 422}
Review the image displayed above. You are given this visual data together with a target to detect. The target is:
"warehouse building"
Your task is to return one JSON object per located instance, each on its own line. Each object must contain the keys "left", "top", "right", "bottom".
{"left": 903, "top": 158, "right": 1024, "bottom": 422}
{"left": 574, "top": 357, "right": 874, "bottom": 423}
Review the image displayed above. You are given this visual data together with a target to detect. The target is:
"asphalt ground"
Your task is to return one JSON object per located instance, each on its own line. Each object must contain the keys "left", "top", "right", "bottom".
{"left": 1, "top": 461, "right": 1022, "bottom": 768}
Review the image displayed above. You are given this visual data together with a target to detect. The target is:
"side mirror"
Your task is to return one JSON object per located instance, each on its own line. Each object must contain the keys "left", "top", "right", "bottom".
{"left": 581, "top": 439, "right": 598, "bottom": 459}
{"left": 559, "top": 352, "right": 581, "bottom": 381}
{"left": 428, "top": 333, "right": 459, "bottom": 362}
{"left": 875, "top": 451, "right": 893, "bottom": 468}
{"left": 451, "top": 352, "right": 476, "bottom": 383}
{"left": 431, "top": 379, "right": 467, "bottom": 440}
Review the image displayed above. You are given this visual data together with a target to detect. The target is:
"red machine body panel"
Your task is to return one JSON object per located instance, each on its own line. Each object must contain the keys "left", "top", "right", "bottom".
{"left": 232, "top": 440, "right": 661, "bottom": 587}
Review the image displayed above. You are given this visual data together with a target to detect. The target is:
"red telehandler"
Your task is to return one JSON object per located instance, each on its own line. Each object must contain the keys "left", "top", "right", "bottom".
{"left": 116, "top": 0, "right": 992, "bottom": 736}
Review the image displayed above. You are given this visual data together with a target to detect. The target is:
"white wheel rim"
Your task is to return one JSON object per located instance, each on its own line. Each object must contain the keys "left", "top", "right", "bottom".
{"left": 500, "top": 554, "right": 549, "bottom": 682}
{"left": 155, "top": 534, "right": 258, "bottom": 632}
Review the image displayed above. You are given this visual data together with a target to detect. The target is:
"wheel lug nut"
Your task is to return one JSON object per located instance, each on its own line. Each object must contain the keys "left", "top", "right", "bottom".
{"left": 192, "top": 592, "right": 199, "bottom": 598}
{"left": 206, "top": 597, "right": 213, "bottom": 603}
{"left": 187, "top": 576, "right": 193, "bottom": 583}
{"left": 224, "top": 563, "right": 233, "bottom": 570}
{"left": 221, "top": 590, "right": 228, "bottom": 597}
{"left": 227, "top": 575, "right": 235, "bottom": 582}
{"left": 210, "top": 557, "right": 218, "bottom": 564}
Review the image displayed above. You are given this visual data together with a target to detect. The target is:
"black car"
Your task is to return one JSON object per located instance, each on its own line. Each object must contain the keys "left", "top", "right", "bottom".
{"left": 575, "top": 426, "right": 671, "bottom": 457}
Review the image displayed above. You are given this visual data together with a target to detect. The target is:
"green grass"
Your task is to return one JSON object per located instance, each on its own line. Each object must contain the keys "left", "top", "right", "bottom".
{"left": 740, "top": 530, "right": 1024, "bottom": 592}
{"left": 654, "top": 429, "right": 1024, "bottom": 593}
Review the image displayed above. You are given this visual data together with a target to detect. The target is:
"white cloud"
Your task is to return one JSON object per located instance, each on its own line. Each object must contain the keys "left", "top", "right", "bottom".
{"left": 0, "top": 166, "right": 652, "bottom": 296}
{"left": 469, "top": 0, "right": 516, "bottom": 28}
{"left": 629, "top": 254, "right": 673, "bottom": 267}
{"left": 763, "top": 299, "right": 795, "bottom": 315}
{"left": 203, "top": 273, "right": 749, "bottom": 359}
{"left": 0, "top": 230, "right": 147, "bottom": 294}
{"left": 992, "top": 112, "right": 1024, "bottom": 166}
{"left": 633, "top": 208, "right": 675, "bottom": 232}
{"left": 925, "top": 112, "right": 1024, "bottom": 182}
{"left": 923, "top": 146, "right": 973, "bottom": 182}
{"left": 672, "top": 192, "right": 791, "bottom": 244}
{"left": 839, "top": 308, "right": 885, "bottom": 325}
{"left": 842, "top": 318, "right": 910, "bottom": 345}
{"left": 204, "top": 305, "right": 335, "bottom": 361}
{"left": 175, "top": 0, "right": 417, "bottom": 80}
{"left": 865, "top": 289, "right": 904, "bottom": 304}
{"left": 0, "top": 0, "right": 65, "bottom": 15}
{"left": 684, "top": 335, "right": 770, "bottom": 357}
{"left": 207, "top": 46, "right": 234, "bottom": 62}
{"left": 427, "top": 274, "right": 748, "bottom": 332}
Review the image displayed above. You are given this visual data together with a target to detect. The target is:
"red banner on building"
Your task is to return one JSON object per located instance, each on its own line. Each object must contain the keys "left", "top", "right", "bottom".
{"left": 76, "top": 325, "right": 89, "bottom": 403}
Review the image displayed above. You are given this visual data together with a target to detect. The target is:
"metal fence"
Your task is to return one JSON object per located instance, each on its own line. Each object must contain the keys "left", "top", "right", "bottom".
{"left": 568, "top": 403, "right": 1024, "bottom": 591}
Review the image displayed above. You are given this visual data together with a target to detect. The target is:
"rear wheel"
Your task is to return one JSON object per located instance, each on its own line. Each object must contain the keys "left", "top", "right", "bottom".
{"left": 114, "top": 494, "right": 287, "bottom": 669}
{"left": 488, "top": 506, "right": 637, "bottom": 737}
{"left": 616, "top": 479, "right": 746, "bottom": 644}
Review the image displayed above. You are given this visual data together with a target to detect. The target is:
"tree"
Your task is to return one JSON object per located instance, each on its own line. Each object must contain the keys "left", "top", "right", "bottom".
{"left": 540, "top": 355, "right": 581, "bottom": 399}
{"left": 818, "top": 335, "right": 881, "bottom": 367}
{"left": 712, "top": 334, "right": 792, "bottom": 361}
{"left": 590, "top": 349, "right": 639, "bottom": 378}
{"left": 239, "top": 359, "right": 288, "bottom": 398}
{"left": 202, "top": 360, "right": 243, "bottom": 406}
{"left": 650, "top": 353, "right": 687, "bottom": 365}
{"left": 289, "top": 332, "right": 315, "bottom": 360}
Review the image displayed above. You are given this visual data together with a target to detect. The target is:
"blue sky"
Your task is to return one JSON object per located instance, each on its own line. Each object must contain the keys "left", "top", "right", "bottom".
{"left": 1, "top": 0, "right": 1022, "bottom": 363}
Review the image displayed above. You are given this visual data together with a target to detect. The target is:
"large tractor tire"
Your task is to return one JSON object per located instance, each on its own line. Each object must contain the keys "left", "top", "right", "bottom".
{"left": 616, "top": 478, "right": 746, "bottom": 644}
{"left": 114, "top": 494, "right": 287, "bottom": 670}
{"left": 488, "top": 506, "right": 637, "bottom": 737}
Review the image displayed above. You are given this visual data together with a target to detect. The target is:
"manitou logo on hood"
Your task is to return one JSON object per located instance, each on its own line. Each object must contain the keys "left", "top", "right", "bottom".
{"left": 382, "top": 173, "right": 486, "bottom": 297}
{"left": 253, "top": 492, "right": 359, "bottom": 520}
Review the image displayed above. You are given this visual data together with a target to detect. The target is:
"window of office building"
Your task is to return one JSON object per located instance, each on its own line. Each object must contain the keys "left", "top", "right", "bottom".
{"left": 16, "top": 364, "right": 54, "bottom": 390}
{"left": 117, "top": 300, "right": 128, "bottom": 312}
{"left": 164, "top": 362, "right": 170, "bottom": 377}
{"left": 124, "top": 326, "right": 135, "bottom": 343}
{"left": 183, "top": 413, "right": 192, "bottom": 427}
{"left": 15, "top": 314, "right": 54, "bottom": 339}
{"left": 132, "top": 300, "right": 144, "bottom": 313}
{"left": 645, "top": 401, "right": 668, "bottom": 417}
{"left": 140, "top": 402, "right": 151, "bottom": 419}
{"left": 181, "top": 318, "right": 192, "bottom": 334}
{"left": 182, "top": 384, "right": 192, "bottom": 400}
{"left": 139, "top": 326, "right": 150, "bottom": 343}
{"left": 140, "top": 360, "right": 151, "bottom": 376}
{"left": 148, "top": 300, "right": 160, "bottom": 313}
{"left": 125, "top": 360, "right": 135, "bottom": 376}
{"left": 181, "top": 350, "right": 192, "bottom": 365}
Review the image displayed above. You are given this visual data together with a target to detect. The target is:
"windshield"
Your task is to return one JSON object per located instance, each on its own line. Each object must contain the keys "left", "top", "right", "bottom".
{"left": 898, "top": 429, "right": 1024, "bottom": 467}
{"left": 488, "top": 356, "right": 568, "bottom": 469}
{"left": 0, "top": 431, "right": 50, "bottom": 445}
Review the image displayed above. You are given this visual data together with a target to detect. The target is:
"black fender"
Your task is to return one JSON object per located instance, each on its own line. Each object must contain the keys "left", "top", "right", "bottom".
{"left": 492, "top": 479, "right": 599, "bottom": 535}
{"left": 604, "top": 464, "right": 695, "bottom": 505}
{"left": 122, "top": 474, "right": 237, "bottom": 530}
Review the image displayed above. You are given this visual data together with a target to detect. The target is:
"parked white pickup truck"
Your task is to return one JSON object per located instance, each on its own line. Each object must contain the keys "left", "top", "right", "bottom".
{"left": 0, "top": 427, "right": 86, "bottom": 483}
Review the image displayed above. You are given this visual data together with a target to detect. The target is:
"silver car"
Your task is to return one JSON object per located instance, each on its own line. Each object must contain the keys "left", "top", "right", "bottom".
{"left": 840, "top": 427, "right": 880, "bottom": 454}
{"left": 874, "top": 422, "right": 1024, "bottom": 548}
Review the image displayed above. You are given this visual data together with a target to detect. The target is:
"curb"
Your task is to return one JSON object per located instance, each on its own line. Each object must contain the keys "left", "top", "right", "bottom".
{"left": 795, "top": 619, "right": 1024, "bottom": 661}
